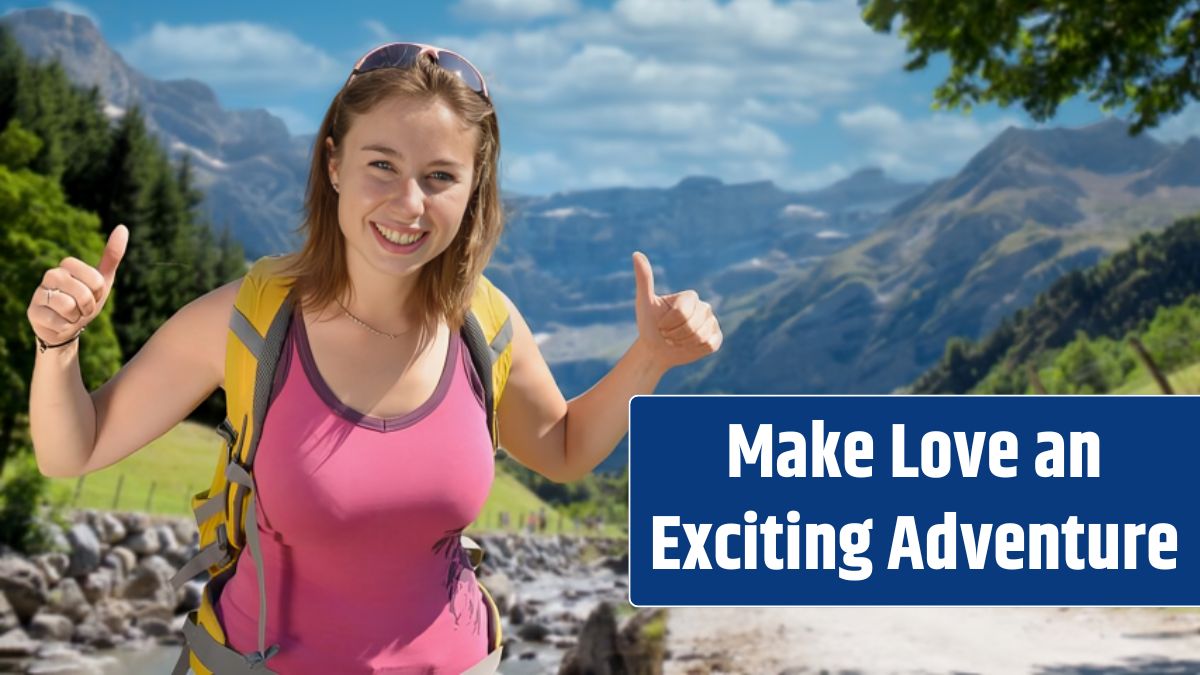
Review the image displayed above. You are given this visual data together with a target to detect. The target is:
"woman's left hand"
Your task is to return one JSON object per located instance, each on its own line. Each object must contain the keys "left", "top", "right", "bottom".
{"left": 632, "top": 251, "right": 723, "bottom": 371}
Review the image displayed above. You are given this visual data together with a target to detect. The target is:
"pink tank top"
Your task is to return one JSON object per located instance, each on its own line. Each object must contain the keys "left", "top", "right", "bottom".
{"left": 215, "top": 305, "right": 494, "bottom": 674}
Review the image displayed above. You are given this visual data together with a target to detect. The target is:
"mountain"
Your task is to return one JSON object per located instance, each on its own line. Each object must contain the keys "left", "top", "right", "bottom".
{"left": 1, "top": 7, "right": 309, "bottom": 257}
{"left": 690, "top": 120, "right": 1200, "bottom": 395}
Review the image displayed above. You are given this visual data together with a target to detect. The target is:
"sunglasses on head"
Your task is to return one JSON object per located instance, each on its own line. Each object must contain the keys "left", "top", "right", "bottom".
{"left": 347, "top": 42, "right": 490, "bottom": 101}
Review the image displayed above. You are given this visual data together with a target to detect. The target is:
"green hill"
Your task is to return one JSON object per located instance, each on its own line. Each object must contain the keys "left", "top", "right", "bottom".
{"left": 912, "top": 214, "right": 1200, "bottom": 394}
{"left": 48, "top": 419, "right": 569, "bottom": 534}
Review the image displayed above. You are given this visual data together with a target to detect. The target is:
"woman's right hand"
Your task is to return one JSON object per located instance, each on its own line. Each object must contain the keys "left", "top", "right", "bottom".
{"left": 27, "top": 224, "right": 128, "bottom": 346}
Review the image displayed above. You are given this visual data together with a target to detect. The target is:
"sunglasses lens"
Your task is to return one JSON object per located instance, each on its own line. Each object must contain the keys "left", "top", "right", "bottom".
{"left": 359, "top": 43, "right": 424, "bottom": 73}
{"left": 435, "top": 51, "right": 486, "bottom": 95}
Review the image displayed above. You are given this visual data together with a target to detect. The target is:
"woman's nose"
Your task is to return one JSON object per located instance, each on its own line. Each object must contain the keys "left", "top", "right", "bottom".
{"left": 388, "top": 177, "right": 426, "bottom": 220}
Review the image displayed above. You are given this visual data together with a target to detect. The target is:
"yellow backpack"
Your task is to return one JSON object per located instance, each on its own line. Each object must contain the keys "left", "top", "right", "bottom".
{"left": 169, "top": 255, "right": 513, "bottom": 674}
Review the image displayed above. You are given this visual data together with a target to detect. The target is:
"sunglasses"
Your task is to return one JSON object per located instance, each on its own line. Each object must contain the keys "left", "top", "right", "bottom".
{"left": 347, "top": 42, "right": 489, "bottom": 101}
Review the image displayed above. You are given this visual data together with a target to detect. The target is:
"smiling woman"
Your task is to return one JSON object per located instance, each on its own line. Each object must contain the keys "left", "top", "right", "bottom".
{"left": 27, "top": 38, "right": 723, "bottom": 675}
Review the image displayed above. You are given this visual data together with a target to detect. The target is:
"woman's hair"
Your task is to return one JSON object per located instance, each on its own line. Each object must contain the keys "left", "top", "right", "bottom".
{"left": 276, "top": 56, "right": 503, "bottom": 333}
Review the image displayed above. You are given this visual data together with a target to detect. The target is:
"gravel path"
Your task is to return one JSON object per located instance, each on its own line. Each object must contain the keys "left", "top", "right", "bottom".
{"left": 664, "top": 607, "right": 1200, "bottom": 674}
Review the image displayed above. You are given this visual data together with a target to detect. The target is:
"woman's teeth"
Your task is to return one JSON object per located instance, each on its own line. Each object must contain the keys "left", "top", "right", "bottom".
{"left": 373, "top": 222, "right": 426, "bottom": 245}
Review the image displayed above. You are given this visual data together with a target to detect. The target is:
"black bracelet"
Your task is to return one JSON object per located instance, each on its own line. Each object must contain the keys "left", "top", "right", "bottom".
{"left": 36, "top": 326, "right": 85, "bottom": 353}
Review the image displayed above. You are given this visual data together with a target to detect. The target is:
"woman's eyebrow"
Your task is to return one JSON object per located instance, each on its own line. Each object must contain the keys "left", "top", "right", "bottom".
{"left": 360, "top": 144, "right": 465, "bottom": 168}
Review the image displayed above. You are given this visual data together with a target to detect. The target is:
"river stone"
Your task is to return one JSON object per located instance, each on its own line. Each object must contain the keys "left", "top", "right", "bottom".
{"left": 45, "top": 578, "right": 89, "bottom": 623}
{"left": 131, "top": 600, "right": 171, "bottom": 622}
{"left": 0, "top": 628, "right": 38, "bottom": 657}
{"left": 509, "top": 602, "right": 526, "bottom": 625}
{"left": 156, "top": 525, "right": 179, "bottom": 553}
{"left": 121, "top": 528, "right": 161, "bottom": 556}
{"left": 81, "top": 568, "right": 115, "bottom": 604}
{"left": 65, "top": 524, "right": 101, "bottom": 577}
{"left": 138, "top": 617, "right": 172, "bottom": 638}
{"left": 72, "top": 616, "right": 116, "bottom": 649}
{"left": 109, "top": 546, "right": 137, "bottom": 578}
{"left": 119, "top": 555, "right": 175, "bottom": 607}
{"left": 517, "top": 621, "right": 550, "bottom": 642}
{"left": 0, "top": 593, "right": 14, "bottom": 634}
{"left": 96, "top": 513, "right": 126, "bottom": 544}
{"left": 177, "top": 581, "right": 203, "bottom": 614}
{"left": 0, "top": 556, "right": 48, "bottom": 622}
{"left": 93, "top": 599, "right": 133, "bottom": 634}
{"left": 28, "top": 612, "right": 73, "bottom": 641}
{"left": 558, "top": 602, "right": 620, "bottom": 675}
{"left": 121, "top": 513, "right": 150, "bottom": 536}
{"left": 482, "top": 571, "right": 514, "bottom": 614}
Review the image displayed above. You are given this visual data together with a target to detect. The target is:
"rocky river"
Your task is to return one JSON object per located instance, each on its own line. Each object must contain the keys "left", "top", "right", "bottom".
{"left": 0, "top": 510, "right": 648, "bottom": 674}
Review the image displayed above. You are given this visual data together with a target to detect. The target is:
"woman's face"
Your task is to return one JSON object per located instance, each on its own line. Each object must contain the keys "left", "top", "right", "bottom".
{"left": 326, "top": 94, "right": 479, "bottom": 285}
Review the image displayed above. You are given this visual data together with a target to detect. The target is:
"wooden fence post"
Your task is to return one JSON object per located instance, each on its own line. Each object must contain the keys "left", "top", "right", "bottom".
{"left": 1128, "top": 337, "right": 1174, "bottom": 394}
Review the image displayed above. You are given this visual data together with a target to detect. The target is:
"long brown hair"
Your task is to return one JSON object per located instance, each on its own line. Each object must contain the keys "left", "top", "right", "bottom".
{"left": 276, "top": 56, "right": 503, "bottom": 333}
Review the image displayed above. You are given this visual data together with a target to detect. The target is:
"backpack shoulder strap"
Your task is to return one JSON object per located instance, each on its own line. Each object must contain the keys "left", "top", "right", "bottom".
{"left": 462, "top": 274, "right": 514, "bottom": 451}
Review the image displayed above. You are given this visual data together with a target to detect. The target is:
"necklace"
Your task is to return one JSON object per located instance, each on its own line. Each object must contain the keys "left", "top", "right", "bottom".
{"left": 334, "top": 299, "right": 407, "bottom": 339}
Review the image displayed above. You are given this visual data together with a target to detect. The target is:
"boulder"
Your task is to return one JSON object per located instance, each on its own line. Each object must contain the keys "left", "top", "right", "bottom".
{"left": 65, "top": 524, "right": 102, "bottom": 577}
{"left": 0, "top": 592, "right": 17, "bottom": 633}
{"left": 0, "top": 556, "right": 48, "bottom": 622}
{"left": 119, "top": 555, "right": 175, "bottom": 607}
{"left": 80, "top": 568, "right": 115, "bottom": 605}
{"left": 27, "top": 613, "right": 73, "bottom": 642}
{"left": 0, "top": 628, "right": 39, "bottom": 657}
{"left": 121, "top": 528, "right": 162, "bottom": 556}
{"left": 96, "top": 513, "right": 126, "bottom": 545}
{"left": 45, "top": 578, "right": 89, "bottom": 623}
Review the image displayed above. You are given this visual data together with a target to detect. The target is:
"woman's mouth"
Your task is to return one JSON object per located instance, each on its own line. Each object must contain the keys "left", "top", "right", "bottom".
{"left": 371, "top": 221, "right": 428, "bottom": 253}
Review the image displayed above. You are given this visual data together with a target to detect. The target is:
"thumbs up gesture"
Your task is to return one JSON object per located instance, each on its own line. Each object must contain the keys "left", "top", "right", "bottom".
{"left": 27, "top": 224, "right": 128, "bottom": 347}
{"left": 632, "top": 251, "right": 722, "bottom": 370}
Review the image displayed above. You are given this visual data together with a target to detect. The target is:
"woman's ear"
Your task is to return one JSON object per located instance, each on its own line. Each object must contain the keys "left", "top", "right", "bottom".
{"left": 325, "top": 136, "right": 339, "bottom": 188}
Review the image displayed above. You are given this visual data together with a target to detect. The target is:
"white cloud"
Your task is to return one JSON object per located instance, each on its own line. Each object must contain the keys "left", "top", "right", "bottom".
{"left": 454, "top": 0, "right": 580, "bottom": 22}
{"left": 430, "top": 0, "right": 906, "bottom": 193}
{"left": 48, "top": 1, "right": 97, "bottom": 26}
{"left": 501, "top": 151, "right": 572, "bottom": 186}
{"left": 1153, "top": 104, "right": 1200, "bottom": 143}
{"left": 362, "top": 19, "right": 393, "bottom": 43}
{"left": 119, "top": 22, "right": 341, "bottom": 90}
{"left": 838, "top": 104, "right": 1020, "bottom": 179}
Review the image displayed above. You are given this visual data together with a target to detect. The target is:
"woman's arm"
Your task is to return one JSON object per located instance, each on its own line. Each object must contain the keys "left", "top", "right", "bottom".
{"left": 496, "top": 252, "right": 722, "bottom": 483}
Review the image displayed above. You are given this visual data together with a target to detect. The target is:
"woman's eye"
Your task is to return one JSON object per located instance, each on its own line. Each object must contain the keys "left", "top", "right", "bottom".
{"left": 370, "top": 160, "right": 393, "bottom": 171}
{"left": 430, "top": 171, "right": 455, "bottom": 182}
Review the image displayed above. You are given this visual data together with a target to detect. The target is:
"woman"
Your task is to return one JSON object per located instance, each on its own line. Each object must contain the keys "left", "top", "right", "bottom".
{"left": 27, "top": 42, "right": 722, "bottom": 673}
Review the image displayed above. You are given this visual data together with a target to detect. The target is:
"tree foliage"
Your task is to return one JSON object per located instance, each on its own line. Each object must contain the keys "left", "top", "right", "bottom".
{"left": 861, "top": 0, "right": 1200, "bottom": 132}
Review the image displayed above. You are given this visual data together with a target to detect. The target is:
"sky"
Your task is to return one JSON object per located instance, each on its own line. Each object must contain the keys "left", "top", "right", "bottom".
{"left": 9, "top": 0, "right": 1200, "bottom": 196}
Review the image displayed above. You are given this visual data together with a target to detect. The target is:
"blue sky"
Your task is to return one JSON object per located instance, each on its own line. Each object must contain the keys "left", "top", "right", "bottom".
{"left": 10, "top": 0, "right": 1200, "bottom": 196}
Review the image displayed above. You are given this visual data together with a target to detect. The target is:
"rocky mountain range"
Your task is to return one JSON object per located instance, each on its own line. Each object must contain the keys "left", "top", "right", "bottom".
{"left": 690, "top": 119, "right": 1200, "bottom": 395}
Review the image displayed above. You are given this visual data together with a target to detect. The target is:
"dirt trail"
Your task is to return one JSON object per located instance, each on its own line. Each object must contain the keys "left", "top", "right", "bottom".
{"left": 664, "top": 607, "right": 1200, "bottom": 674}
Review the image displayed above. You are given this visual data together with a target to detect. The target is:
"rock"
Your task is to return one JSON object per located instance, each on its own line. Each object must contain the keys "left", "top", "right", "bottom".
{"left": 482, "top": 571, "right": 514, "bottom": 614}
{"left": 121, "top": 513, "right": 151, "bottom": 536}
{"left": 96, "top": 513, "right": 126, "bottom": 544}
{"left": 177, "top": 581, "right": 203, "bottom": 614}
{"left": 0, "top": 628, "right": 38, "bottom": 657}
{"left": 156, "top": 525, "right": 179, "bottom": 553}
{"left": 93, "top": 599, "right": 133, "bottom": 634}
{"left": 558, "top": 610, "right": 618, "bottom": 673}
{"left": 171, "top": 519, "right": 197, "bottom": 547}
{"left": 80, "top": 569, "right": 114, "bottom": 604}
{"left": 0, "top": 593, "right": 16, "bottom": 633}
{"left": 45, "top": 578, "right": 89, "bottom": 623}
{"left": 72, "top": 617, "right": 117, "bottom": 649}
{"left": 517, "top": 621, "right": 550, "bottom": 642}
{"left": 121, "top": 528, "right": 162, "bottom": 556}
{"left": 119, "top": 555, "right": 175, "bottom": 606}
{"left": 130, "top": 600, "right": 172, "bottom": 623}
{"left": 509, "top": 602, "right": 526, "bottom": 625}
{"left": 104, "top": 546, "right": 137, "bottom": 577}
{"left": 138, "top": 617, "right": 171, "bottom": 638}
{"left": 0, "top": 556, "right": 48, "bottom": 622}
{"left": 65, "top": 524, "right": 102, "bottom": 577}
{"left": 27, "top": 613, "right": 73, "bottom": 641}
{"left": 619, "top": 607, "right": 667, "bottom": 675}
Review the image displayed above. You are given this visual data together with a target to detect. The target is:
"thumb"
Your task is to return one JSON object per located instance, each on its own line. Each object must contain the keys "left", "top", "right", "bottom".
{"left": 632, "top": 251, "right": 656, "bottom": 305}
{"left": 98, "top": 224, "right": 128, "bottom": 287}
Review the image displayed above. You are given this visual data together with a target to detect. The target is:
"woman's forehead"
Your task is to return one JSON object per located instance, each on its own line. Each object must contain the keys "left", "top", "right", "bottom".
{"left": 346, "top": 95, "right": 478, "bottom": 160}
